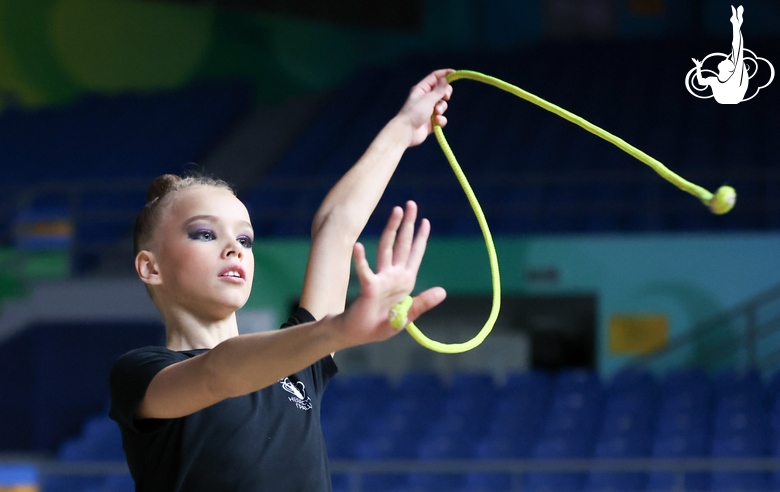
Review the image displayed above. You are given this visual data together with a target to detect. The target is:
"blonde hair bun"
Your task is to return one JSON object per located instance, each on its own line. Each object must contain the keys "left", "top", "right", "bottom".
{"left": 146, "top": 174, "right": 182, "bottom": 203}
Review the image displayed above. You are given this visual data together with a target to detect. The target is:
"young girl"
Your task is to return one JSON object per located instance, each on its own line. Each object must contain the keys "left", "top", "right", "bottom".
{"left": 109, "top": 69, "right": 453, "bottom": 491}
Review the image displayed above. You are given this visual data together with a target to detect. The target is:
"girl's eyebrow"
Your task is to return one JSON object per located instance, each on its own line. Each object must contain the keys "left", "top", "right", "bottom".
{"left": 184, "top": 215, "right": 253, "bottom": 230}
{"left": 184, "top": 215, "right": 217, "bottom": 226}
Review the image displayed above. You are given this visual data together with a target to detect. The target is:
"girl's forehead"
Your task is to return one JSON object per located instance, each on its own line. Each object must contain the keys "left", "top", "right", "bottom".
{"left": 169, "top": 187, "right": 250, "bottom": 223}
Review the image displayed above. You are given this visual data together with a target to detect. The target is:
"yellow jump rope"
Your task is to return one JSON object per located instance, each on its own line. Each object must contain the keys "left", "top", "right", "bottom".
{"left": 390, "top": 70, "right": 737, "bottom": 353}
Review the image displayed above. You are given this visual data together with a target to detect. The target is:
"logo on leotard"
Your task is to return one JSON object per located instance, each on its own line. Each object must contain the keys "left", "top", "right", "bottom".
{"left": 685, "top": 5, "right": 774, "bottom": 104}
{"left": 279, "top": 377, "right": 312, "bottom": 411}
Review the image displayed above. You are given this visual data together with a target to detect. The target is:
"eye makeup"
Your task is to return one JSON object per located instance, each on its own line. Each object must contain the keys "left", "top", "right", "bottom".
{"left": 187, "top": 228, "right": 217, "bottom": 241}
{"left": 237, "top": 235, "right": 254, "bottom": 248}
{"left": 183, "top": 215, "right": 254, "bottom": 248}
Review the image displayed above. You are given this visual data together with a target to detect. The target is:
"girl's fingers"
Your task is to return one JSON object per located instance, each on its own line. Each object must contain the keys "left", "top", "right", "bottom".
{"left": 410, "top": 72, "right": 440, "bottom": 97}
{"left": 406, "top": 287, "right": 447, "bottom": 323}
{"left": 420, "top": 80, "right": 451, "bottom": 110}
{"left": 352, "top": 242, "right": 374, "bottom": 284}
{"left": 430, "top": 69, "right": 454, "bottom": 100}
{"left": 418, "top": 69, "right": 452, "bottom": 94}
{"left": 406, "top": 218, "right": 430, "bottom": 272}
{"left": 431, "top": 68, "right": 455, "bottom": 80}
{"left": 393, "top": 201, "right": 417, "bottom": 266}
{"left": 376, "top": 206, "right": 403, "bottom": 271}
{"left": 406, "top": 70, "right": 453, "bottom": 112}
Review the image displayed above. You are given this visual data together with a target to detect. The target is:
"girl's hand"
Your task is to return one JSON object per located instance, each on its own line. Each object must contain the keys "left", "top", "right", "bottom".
{"left": 338, "top": 201, "right": 446, "bottom": 346}
{"left": 395, "top": 69, "right": 455, "bottom": 148}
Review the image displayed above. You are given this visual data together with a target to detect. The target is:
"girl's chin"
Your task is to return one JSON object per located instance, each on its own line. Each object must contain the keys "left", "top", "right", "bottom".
{"left": 216, "top": 299, "right": 250, "bottom": 315}
{"left": 195, "top": 297, "right": 250, "bottom": 320}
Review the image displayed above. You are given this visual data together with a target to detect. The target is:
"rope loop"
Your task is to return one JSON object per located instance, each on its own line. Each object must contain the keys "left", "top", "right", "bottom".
{"left": 391, "top": 70, "right": 735, "bottom": 354}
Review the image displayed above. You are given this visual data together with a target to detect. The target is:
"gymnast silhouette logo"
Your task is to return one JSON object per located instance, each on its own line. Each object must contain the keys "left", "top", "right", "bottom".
{"left": 685, "top": 5, "right": 774, "bottom": 104}
{"left": 279, "top": 377, "right": 312, "bottom": 411}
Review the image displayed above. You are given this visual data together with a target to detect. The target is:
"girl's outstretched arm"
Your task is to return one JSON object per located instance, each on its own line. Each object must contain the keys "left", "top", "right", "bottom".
{"left": 298, "top": 69, "right": 453, "bottom": 322}
{"left": 136, "top": 203, "right": 445, "bottom": 420}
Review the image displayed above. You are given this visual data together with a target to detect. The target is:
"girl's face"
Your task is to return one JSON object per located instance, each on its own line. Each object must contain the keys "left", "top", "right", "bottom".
{"left": 150, "top": 186, "right": 255, "bottom": 320}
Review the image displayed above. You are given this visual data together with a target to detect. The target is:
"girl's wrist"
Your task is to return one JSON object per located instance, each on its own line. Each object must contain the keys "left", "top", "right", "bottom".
{"left": 317, "top": 313, "right": 356, "bottom": 352}
{"left": 387, "top": 114, "right": 416, "bottom": 149}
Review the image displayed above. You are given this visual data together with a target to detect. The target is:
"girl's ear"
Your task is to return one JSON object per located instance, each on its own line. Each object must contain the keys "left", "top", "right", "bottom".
{"left": 136, "top": 250, "right": 162, "bottom": 286}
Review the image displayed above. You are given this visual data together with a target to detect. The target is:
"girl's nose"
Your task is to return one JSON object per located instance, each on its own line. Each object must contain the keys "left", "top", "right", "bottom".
{"left": 223, "top": 240, "right": 243, "bottom": 259}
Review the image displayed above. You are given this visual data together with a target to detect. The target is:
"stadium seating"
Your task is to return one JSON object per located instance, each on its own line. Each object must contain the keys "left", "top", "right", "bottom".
{"left": 32, "top": 365, "right": 780, "bottom": 491}
{"left": 245, "top": 40, "right": 780, "bottom": 238}
{"left": 2, "top": 40, "right": 779, "bottom": 267}
{"left": 0, "top": 82, "right": 252, "bottom": 251}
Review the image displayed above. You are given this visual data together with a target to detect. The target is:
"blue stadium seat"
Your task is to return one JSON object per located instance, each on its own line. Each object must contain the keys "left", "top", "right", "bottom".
{"left": 652, "top": 434, "right": 709, "bottom": 458}
{"left": 534, "top": 435, "right": 591, "bottom": 459}
{"left": 428, "top": 410, "right": 491, "bottom": 440}
{"left": 595, "top": 435, "right": 651, "bottom": 459}
{"left": 354, "top": 433, "right": 418, "bottom": 461}
{"left": 711, "top": 471, "right": 769, "bottom": 492}
{"left": 502, "top": 370, "right": 551, "bottom": 396}
{"left": 709, "top": 365, "right": 770, "bottom": 492}
{"left": 607, "top": 368, "right": 657, "bottom": 394}
{"left": 101, "top": 473, "right": 135, "bottom": 492}
{"left": 713, "top": 408, "right": 768, "bottom": 437}
{"left": 352, "top": 432, "right": 416, "bottom": 491}
{"left": 584, "top": 432, "right": 650, "bottom": 491}
{"left": 41, "top": 476, "right": 104, "bottom": 492}
{"left": 463, "top": 435, "right": 530, "bottom": 492}
{"left": 554, "top": 369, "right": 601, "bottom": 393}
{"left": 449, "top": 371, "right": 498, "bottom": 400}
{"left": 396, "top": 371, "right": 448, "bottom": 400}
{"left": 600, "top": 394, "right": 657, "bottom": 438}
{"left": 363, "top": 407, "right": 435, "bottom": 445}
{"left": 711, "top": 434, "right": 767, "bottom": 457}
{"left": 57, "top": 415, "right": 125, "bottom": 462}
{"left": 583, "top": 471, "right": 645, "bottom": 492}
{"left": 463, "top": 472, "right": 516, "bottom": 492}
{"left": 408, "top": 434, "right": 473, "bottom": 490}
{"left": 336, "top": 372, "right": 395, "bottom": 401}
{"left": 524, "top": 472, "right": 584, "bottom": 492}
{"left": 646, "top": 471, "right": 708, "bottom": 492}
{"left": 649, "top": 432, "right": 710, "bottom": 491}
{"left": 544, "top": 387, "right": 602, "bottom": 440}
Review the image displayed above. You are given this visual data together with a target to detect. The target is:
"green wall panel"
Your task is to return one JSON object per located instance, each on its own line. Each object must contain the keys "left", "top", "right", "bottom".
{"left": 50, "top": 0, "right": 213, "bottom": 92}
{"left": 0, "top": 0, "right": 79, "bottom": 105}
{"left": 0, "top": 0, "right": 489, "bottom": 109}
{"left": 244, "top": 233, "right": 780, "bottom": 377}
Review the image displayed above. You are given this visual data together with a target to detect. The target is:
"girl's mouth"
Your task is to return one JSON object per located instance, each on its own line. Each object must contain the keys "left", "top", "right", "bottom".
{"left": 218, "top": 264, "right": 246, "bottom": 281}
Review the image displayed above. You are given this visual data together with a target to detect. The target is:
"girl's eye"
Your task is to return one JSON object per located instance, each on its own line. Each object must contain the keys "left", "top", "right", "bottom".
{"left": 188, "top": 229, "right": 216, "bottom": 241}
{"left": 238, "top": 235, "right": 254, "bottom": 248}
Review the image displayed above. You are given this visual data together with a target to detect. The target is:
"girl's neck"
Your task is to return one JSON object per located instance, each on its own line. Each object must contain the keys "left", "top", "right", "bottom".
{"left": 163, "top": 308, "right": 240, "bottom": 351}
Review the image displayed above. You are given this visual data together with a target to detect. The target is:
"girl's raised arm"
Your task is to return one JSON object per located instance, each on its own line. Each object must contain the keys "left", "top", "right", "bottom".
{"left": 298, "top": 69, "right": 453, "bottom": 322}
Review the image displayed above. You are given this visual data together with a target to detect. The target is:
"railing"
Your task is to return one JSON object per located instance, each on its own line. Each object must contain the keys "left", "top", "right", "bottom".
{"left": 632, "top": 281, "right": 780, "bottom": 374}
{"left": 4, "top": 458, "right": 780, "bottom": 492}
